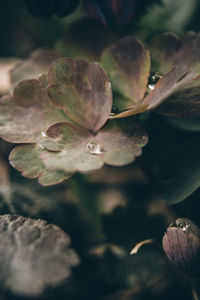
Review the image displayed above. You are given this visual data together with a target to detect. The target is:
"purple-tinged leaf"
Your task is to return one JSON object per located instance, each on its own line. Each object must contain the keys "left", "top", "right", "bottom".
{"left": 150, "top": 32, "right": 200, "bottom": 74}
{"left": 143, "top": 67, "right": 198, "bottom": 110}
{"left": 0, "top": 214, "right": 79, "bottom": 296}
{"left": 101, "top": 36, "right": 150, "bottom": 110}
{"left": 10, "top": 49, "right": 60, "bottom": 89}
{"left": 0, "top": 75, "right": 68, "bottom": 143}
{"left": 47, "top": 58, "right": 112, "bottom": 132}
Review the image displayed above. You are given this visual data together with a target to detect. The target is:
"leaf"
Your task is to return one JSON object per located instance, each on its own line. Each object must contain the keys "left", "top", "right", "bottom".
{"left": 37, "top": 119, "right": 148, "bottom": 174}
{"left": 166, "top": 116, "right": 200, "bottom": 132}
{"left": 111, "top": 67, "right": 200, "bottom": 119}
{"left": 159, "top": 136, "right": 200, "bottom": 204}
{"left": 0, "top": 75, "right": 68, "bottom": 143}
{"left": 10, "top": 49, "right": 60, "bottom": 89}
{"left": 101, "top": 36, "right": 150, "bottom": 110}
{"left": 0, "top": 58, "right": 20, "bottom": 94}
{"left": 150, "top": 32, "right": 200, "bottom": 74}
{"left": 0, "top": 214, "right": 79, "bottom": 296}
{"left": 155, "top": 75, "right": 200, "bottom": 117}
{"left": 9, "top": 144, "right": 71, "bottom": 186}
{"left": 47, "top": 58, "right": 113, "bottom": 132}
{"left": 143, "top": 67, "right": 199, "bottom": 111}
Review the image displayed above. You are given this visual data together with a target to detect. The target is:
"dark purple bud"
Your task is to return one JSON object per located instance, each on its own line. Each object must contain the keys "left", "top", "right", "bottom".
{"left": 162, "top": 218, "right": 200, "bottom": 277}
{"left": 83, "top": 0, "right": 161, "bottom": 29}
{"left": 25, "top": 0, "right": 79, "bottom": 18}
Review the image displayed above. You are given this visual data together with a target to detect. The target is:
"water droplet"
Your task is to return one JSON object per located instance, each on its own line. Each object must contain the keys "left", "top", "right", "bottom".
{"left": 41, "top": 131, "right": 47, "bottom": 137}
{"left": 177, "top": 221, "right": 189, "bottom": 231}
{"left": 109, "top": 106, "right": 119, "bottom": 116}
{"left": 148, "top": 72, "right": 162, "bottom": 90}
{"left": 87, "top": 142, "right": 102, "bottom": 155}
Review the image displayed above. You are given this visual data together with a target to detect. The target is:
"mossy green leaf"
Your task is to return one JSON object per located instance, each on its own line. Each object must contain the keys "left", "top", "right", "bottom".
{"left": 38, "top": 119, "right": 148, "bottom": 173}
{"left": 9, "top": 144, "right": 71, "bottom": 186}
{"left": 101, "top": 36, "right": 150, "bottom": 111}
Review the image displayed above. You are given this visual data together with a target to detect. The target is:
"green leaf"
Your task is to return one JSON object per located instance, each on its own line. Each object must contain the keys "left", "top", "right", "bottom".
{"left": 0, "top": 75, "right": 68, "bottom": 143}
{"left": 37, "top": 119, "right": 148, "bottom": 174}
{"left": 159, "top": 136, "right": 200, "bottom": 204}
{"left": 47, "top": 58, "right": 113, "bottom": 132}
{"left": 9, "top": 144, "right": 71, "bottom": 186}
{"left": 101, "top": 36, "right": 150, "bottom": 111}
{"left": 10, "top": 49, "right": 60, "bottom": 90}
{"left": 0, "top": 214, "right": 79, "bottom": 296}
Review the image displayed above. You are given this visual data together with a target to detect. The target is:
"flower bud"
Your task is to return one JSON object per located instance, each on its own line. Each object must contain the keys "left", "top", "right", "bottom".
{"left": 83, "top": 0, "right": 161, "bottom": 29}
{"left": 162, "top": 218, "right": 200, "bottom": 277}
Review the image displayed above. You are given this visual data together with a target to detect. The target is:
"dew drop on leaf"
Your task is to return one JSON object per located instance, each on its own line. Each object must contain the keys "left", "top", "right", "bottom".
{"left": 148, "top": 72, "right": 162, "bottom": 90}
{"left": 109, "top": 106, "right": 119, "bottom": 116}
{"left": 41, "top": 131, "right": 47, "bottom": 137}
{"left": 87, "top": 142, "right": 102, "bottom": 155}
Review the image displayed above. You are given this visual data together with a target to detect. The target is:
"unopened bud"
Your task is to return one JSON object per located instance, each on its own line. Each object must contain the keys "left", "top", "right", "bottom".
{"left": 162, "top": 218, "right": 200, "bottom": 277}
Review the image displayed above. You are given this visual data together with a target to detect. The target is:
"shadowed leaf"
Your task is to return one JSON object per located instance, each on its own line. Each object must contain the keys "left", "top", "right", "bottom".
{"left": 150, "top": 32, "right": 200, "bottom": 74}
{"left": 101, "top": 36, "right": 150, "bottom": 110}
{"left": 110, "top": 67, "right": 200, "bottom": 119}
{"left": 155, "top": 74, "right": 200, "bottom": 117}
{"left": 9, "top": 144, "right": 71, "bottom": 186}
{"left": 143, "top": 67, "right": 199, "bottom": 111}
{"left": 159, "top": 136, "right": 200, "bottom": 204}
{"left": 0, "top": 75, "right": 68, "bottom": 143}
{"left": 37, "top": 119, "right": 148, "bottom": 174}
{"left": 47, "top": 58, "right": 112, "bottom": 132}
{"left": 10, "top": 49, "right": 60, "bottom": 90}
{"left": 0, "top": 214, "right": 79, "bottom": 296}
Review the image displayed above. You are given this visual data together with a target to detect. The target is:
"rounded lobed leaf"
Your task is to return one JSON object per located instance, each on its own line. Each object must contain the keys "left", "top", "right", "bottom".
{"left": 47, "top": 57, "right": 113, "bottom": 132}
{"left": 101, "top": 36, "right": 150, "bottom": 111}
{"left": 9, "top": 144, "right": 72, "bottom": 186}
{"left": 0, "top": 75, "right": 68, "bottom": 143}
{"left": 38, "top": 119, "right": 148, "bottom": 174}
{"left": 10, "top": 49, "right": 60, "bottom": 90}
{"left": 150, "top": 31, "right": 200, "bottom": 74}
{"left": 0, "top": 214, "right": 79, "bottom": 296}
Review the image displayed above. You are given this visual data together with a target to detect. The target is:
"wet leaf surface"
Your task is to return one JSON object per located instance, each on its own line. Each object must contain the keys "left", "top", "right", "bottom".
{"left": 47, "top": 58, "right": 113, "bottom": 132}
{"left": 0, "top": 75, "right": 68, "bottom": 143}
{"left": 102, "top": 33, "right": 200, "bottom": 119}
{"left": 0, "top": 214, "right": 79, "bottom": 296}
{"left": 36, "top": 119, "right": 148, "bottom": 173}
